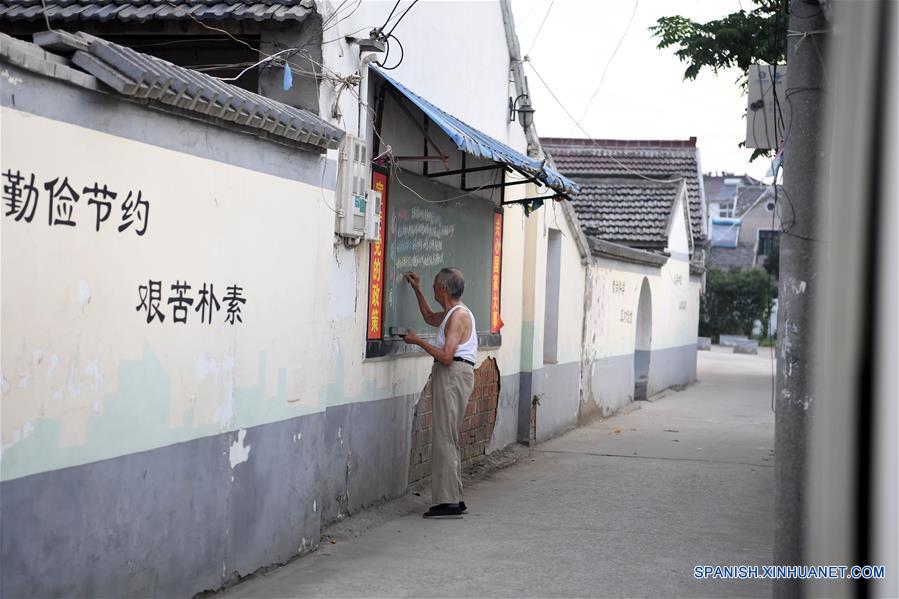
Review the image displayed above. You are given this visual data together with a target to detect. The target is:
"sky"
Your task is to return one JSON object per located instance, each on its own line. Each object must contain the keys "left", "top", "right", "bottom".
{"left": 511, "top": 0, "right": 769, "bottom": 179}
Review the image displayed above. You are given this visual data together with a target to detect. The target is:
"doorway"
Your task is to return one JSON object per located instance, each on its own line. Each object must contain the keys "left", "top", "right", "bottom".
{"left": 634, "top": 278, "right": 652, "bottom": 401}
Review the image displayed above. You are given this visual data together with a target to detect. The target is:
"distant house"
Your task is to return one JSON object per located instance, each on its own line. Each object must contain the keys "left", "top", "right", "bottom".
{"left": 541, "top": 137, "right": 704, "bottom": 415}
{"left": 704, "top": 174, "right": 781, "bottom": 271}
{"left": 704, "top": 172, "right": 761, "bottom": 217}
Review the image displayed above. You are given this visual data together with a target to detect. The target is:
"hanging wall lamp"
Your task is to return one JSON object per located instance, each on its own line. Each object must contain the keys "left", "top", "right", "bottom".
{"left": 509, "top": 94, "right": 536, "bottom": 129}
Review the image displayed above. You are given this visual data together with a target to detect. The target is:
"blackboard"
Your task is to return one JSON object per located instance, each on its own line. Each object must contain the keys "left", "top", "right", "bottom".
{"left": 384, "top": 168, "right": 495, "bottom": 338}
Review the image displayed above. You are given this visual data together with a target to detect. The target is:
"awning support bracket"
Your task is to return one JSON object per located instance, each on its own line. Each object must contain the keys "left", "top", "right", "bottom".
{"left": 387, "top": 87, "right": 449, "bottom": 169}
{"left": 501, "top": 193, "right": 566, "bottom": 206}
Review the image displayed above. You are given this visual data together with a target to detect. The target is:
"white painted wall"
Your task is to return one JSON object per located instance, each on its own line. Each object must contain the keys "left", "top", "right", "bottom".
{"left": 0, "top": 108, "right": 334, "bottom": 481}
{"left": 580, "top": 192, "right": 700, "bottom": 414}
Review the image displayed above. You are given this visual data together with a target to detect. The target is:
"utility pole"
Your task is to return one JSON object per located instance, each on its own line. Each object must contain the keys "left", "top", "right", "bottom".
{"left": 774, "top": 0, "right": 829, "bottom": 596}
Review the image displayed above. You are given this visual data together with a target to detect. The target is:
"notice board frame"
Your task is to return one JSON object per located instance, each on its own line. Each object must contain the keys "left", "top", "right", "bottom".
{"left": 364, "top": 170, "right": 503, "bottom": 360}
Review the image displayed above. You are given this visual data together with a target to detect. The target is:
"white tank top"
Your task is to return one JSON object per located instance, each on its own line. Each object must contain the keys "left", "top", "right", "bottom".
{"left": 435, "top": 304, "right": 478, "bottom": 362}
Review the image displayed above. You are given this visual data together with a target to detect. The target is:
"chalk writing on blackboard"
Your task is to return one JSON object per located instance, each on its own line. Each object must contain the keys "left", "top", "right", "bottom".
{"left": 391, "top": 206, "right": 455, "bottom": 279}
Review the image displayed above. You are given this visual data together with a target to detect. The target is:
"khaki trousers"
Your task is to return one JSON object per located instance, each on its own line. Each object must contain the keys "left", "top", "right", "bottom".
{"left": 430, "top": 360, "right": 474, "bottom": 504}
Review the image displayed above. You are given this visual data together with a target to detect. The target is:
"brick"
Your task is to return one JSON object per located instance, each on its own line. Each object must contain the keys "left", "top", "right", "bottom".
{"left": 487, "top": 410, "right": 496, "bottom": 424}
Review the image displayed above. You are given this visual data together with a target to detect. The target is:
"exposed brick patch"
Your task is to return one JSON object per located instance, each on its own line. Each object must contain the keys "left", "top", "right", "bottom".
{"left": 408, "top": 357, "right": 500, "bottom": 486}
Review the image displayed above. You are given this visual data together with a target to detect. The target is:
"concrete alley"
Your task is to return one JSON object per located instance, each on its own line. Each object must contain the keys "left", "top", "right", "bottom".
{"left": 219, "top": 348, "right": 775, "bottom": 598}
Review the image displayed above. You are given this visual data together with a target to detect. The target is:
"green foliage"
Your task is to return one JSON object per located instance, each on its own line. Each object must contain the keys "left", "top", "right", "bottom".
{"left": 649, "top": 1, "right": 788, "bottom": 159}
{"left": 649, "top": 1, "right": 788, "bottom": 83}
{"left": 700, "top": 267, "right": 777, "bottom": 340}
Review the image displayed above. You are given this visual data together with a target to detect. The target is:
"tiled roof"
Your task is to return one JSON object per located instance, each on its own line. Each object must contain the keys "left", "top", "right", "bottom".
{"left": 0, "top": 31, "right": 343, "bottom": 150}
{"left": 541, "top": 137, "right": 706, "bottom": 243}
{"left": 0, "top": 0, "right": 314, "bottom": 22}
{"left": 703, "top": 173, "right": 760, "bottom": 203}
{"left": 568, "top": 178, "right": 681, "bottom": 251}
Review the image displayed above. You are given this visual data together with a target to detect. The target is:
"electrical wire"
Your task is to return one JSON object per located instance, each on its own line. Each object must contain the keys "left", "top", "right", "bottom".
{"left": 320, "top": 0, "right": 351, "bottom": 31}
{"left": 378, "top": 34, "right": 405, "bottom": 70}
{"left": 379, "top": 0, "right": 402, "bottom": 31}
{"left": 516, "top": 0, "right": 551, "bottom": 27}
{"left": 384, "top": 0, "right": 421, "bottom": 37}
{"left": 391, "top": 164, "right": 504, "bottom": 205}
{"left": 578, "top": 0, "right": 639, "bottom": 125}
{"left": 526, "top": 59, "right": 686, "bottom": 186}
{"left": 525, "top": 0, "right": 554, "bottom": 57}
{"left": 321, "top": 0, "right": 365, "bottom": 36}
{"left": 39, "top": 0, "right": 57, "bottom": 32}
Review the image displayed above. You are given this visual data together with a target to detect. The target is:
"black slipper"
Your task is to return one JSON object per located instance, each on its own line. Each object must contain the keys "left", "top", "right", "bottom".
{"left": 459, "top": 501, "right": 468, "bottom": 514}
{"left": 423, "top": 503, "right": 463, "bottom": 519}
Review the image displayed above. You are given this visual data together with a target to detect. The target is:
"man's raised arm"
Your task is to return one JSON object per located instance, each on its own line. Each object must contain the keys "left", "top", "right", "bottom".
{"left": 404, "top": 271, "right": 445, "bottom": 327}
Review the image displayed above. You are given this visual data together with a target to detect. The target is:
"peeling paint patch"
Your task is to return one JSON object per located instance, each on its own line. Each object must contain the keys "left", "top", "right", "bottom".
{"left": 78, "top": 281, "right": 91, "bottom": 311}
{"left": 1, "top": 69, "right": 23, "bottom": 85}
{"left": 313, "top": 499, "right": 317, "bottom": 512}
{"left": 32, "top": 350, "right": 43, "bottom": 366}
{"left": 84, "top": 358, "right": 104, "bottom": 391}
{"left": 1, "top": 375, "right": 10, "bottom": 394}
{"left": 1, "top": 421, "right": 35, "bottom": 455}
{"left": 228, "top": 429, "right": 251, "bottom": 468}
{"left": 47, "top": 354, "right": 60, "bottom": 378}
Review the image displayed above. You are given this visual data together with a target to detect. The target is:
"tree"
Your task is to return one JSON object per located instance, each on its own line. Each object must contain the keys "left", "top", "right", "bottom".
{"left": 649, "top": 1, "right": 789, "bottom": 158}
{"left": 699, "top": 267, "right": 777, "bottom": 340}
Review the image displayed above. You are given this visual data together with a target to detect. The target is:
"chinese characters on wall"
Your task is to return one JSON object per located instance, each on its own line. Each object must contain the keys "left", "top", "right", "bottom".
{"left": 3, "top": 170, "right": 149, "bottom": 234}
{"left": 136, "top": 280, "right": 247, "bottom": 325}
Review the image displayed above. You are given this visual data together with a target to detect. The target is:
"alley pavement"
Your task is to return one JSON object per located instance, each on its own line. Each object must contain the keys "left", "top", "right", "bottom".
{"left": 219, "top": 347, "right": 775, "bottom": 598}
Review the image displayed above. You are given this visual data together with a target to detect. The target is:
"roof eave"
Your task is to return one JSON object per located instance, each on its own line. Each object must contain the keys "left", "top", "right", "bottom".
{"left": 590, "top": 239, "right": 668, "bottom": 267}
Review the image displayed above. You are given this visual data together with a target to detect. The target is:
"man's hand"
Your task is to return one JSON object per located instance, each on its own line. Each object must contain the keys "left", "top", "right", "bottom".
{"left": 402, "top": 328, "right": 420, "bottom": 345}
{"left": 404, "top": 271, "right": 421, "bottom": 289}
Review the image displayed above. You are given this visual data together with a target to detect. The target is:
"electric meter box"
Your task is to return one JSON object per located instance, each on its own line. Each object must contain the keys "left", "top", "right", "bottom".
{"left": 364, "top": 189, "right": 382, "bottom": 241}
{"left": 335, "top": 134, "right": 370, "bottom": 238}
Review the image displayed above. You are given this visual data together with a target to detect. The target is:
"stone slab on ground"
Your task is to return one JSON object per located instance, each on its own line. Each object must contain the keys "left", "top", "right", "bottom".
{"left": 734, "top": 339, "right": 760, "bottom": 354}
{"left": 719, "top": 334, "right": 749, "bottom": 347}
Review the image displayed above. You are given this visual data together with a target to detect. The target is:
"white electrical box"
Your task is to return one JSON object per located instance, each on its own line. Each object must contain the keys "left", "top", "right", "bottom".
{"left": 364, "top": 189, "right": 382, "bottom": 241}
{"left": 335, "top": 134, "right": 370, "bottom": 238}
{"left": 745, "top": 64, "right": 789, "bottom": 149}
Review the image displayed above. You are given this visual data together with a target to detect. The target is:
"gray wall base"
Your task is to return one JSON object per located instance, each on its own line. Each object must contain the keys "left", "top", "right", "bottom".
{"left": 0, "top": 413, "right": 324, "bottom": 598}
{"left": 319, "top": 394, "right": 415, "bottom": 525}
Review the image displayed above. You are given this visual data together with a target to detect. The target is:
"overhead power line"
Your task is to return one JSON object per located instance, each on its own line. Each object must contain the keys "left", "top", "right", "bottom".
{"left": 526, "top": 59, "right": 683, "bottom": 185}
{"left": 578, "top": 0, "right": 639, "bottom": 124}
{"left": 385, "top": 0, "right": 421, "bottom": 37}
{"left": 525, "top": 0, "right": 554, "bottom": 57}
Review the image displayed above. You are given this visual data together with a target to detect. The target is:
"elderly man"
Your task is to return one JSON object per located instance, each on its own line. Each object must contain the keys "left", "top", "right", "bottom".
{"left": 402, "top": 268, "right": 478, "bottom": 519}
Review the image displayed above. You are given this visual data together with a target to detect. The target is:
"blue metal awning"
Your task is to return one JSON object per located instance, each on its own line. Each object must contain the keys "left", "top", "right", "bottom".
{"left": 371, "top": 65, "right": 579, "bottom": 197}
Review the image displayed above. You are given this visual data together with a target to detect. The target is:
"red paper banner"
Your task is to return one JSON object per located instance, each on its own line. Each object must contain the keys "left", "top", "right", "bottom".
{"left": 367, "top": 169, "right": 388, "bottom": 340}
{"left": 490, "top": 210, "right": 503, "bottom": 333}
